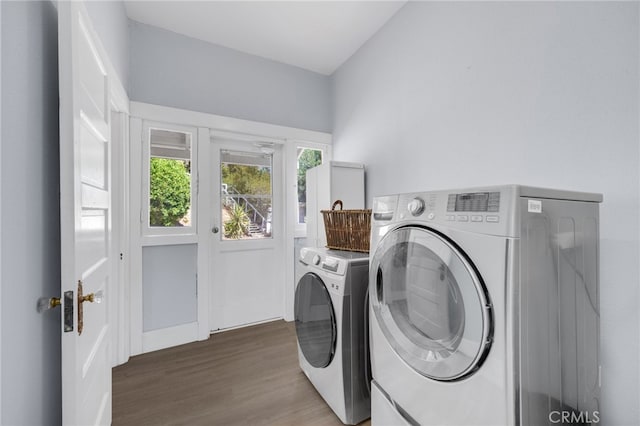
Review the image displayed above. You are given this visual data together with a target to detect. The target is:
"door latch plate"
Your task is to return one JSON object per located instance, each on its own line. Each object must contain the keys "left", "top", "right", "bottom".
{"left": 63, "top": 290, "right": 74, "bottom": 332}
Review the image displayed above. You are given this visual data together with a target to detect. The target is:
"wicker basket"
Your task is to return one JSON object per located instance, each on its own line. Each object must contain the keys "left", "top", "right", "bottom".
{"left": 321, "top": 200, "right": 372, "bottom": 253}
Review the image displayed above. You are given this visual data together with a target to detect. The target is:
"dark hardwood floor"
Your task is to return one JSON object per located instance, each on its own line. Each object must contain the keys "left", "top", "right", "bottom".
{"left": 113, "top": 320, "right": 372, "bottom": 426}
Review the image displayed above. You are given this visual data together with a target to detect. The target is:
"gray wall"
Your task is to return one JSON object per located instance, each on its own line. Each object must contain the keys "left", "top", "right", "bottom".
{"left": 332, "top": 2, "right": 639, "bottom": 425}
{"left": 143, "top": 244, "right": 197, "bottom": 331}
{"left": 130, "top": 20, "right": 331, "bottom": 133}
{"left": 1, "top": 1, "right": 61, "bottom": 424}
{"left": 85, "top": 0, "right": 130, "bottom": 92}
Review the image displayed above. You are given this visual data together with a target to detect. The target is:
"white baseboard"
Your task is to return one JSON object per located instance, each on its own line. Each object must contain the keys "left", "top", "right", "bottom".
{"left": 142, "top": 322, "right": 199, "bottom": 353}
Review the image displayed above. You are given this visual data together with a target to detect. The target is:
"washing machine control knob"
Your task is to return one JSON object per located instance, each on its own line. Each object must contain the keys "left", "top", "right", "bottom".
{"left": 312, "top": 254, "right": 321, "bottom": 266}
{"left": 408, "top": 197, "right": 425, "bottom": 216}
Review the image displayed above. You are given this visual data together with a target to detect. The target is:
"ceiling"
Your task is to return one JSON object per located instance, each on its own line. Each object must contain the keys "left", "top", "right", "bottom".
{"left": 124, "top": 1, "right": 406, "bottom": 75}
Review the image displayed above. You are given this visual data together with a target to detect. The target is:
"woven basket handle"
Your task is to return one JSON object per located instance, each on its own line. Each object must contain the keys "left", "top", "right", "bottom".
{"left": 331, "top": 200, "right": 343, "bottom": 211}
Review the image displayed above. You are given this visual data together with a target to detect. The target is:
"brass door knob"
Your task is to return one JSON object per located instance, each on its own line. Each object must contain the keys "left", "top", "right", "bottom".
{"left": 79, "top": 291, "right": 103, "bottom": 304}
{"left": 37, "top": 297, "right": 61, "bottom": 313}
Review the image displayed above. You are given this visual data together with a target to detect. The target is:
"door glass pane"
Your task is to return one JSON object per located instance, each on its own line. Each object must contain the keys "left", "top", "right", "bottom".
{"left": 149, "top": 128, "right": 192, "bottom": 228}
{"left": 295, "top": 273, "right": 336, "bottom": 368}
{"left": 220, "top": 150, "right": 272, "bottom": 240}
{"left": 379, "top": 240, "right": 466, "bottom": 352}
{"left": 371, "top": 227, "right": 491, "bottom": 381}
{"left": 296, "top": 148, "right": 322, "bottom": 224}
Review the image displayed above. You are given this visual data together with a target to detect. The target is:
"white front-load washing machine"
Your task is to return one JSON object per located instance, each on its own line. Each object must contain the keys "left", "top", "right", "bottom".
{"left": 369, "top": 185, "right": 602, "bottom": 426}
{"left": 295, "top": 247, "right": 371, "bottom": 425}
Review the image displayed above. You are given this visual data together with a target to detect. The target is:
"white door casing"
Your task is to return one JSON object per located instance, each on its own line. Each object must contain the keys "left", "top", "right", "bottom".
{"left": 127, "top": 102, "right": 331, "bottom": 347}
{"left": 59, "top": 2, "right": 112, "bottom": 424}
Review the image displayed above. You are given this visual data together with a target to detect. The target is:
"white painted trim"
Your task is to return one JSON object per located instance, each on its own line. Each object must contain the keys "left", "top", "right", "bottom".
{"left": 290, "top": 141, "right": 332, "bottom": 238}
{"left": 130, "top": 102, "right": 332, "bottom": 350}
{"left": 141, "top": 234, "right": 198, "bottom": 247}
{"left": 196, "top": 128, "right": 211, "bottom": 341}
{"left": 129, "top": 117, "right": 144, "bottom": 356}
{"left": 110, "top": 110, "right": 129, "bottom": 368}
{"left": 131, "top": 101, "right": 332, "bottom": 145}
{"left": 141, "top": 120, "right": 199, "bottom": 238}
{"left": 130, "top": 120, "right": 210, "bottom": 353}
{"left": 141, "top": 322, "right": 199, "bottom": 353}
{"left": 107, "top": 48, "right": 130, "bottom": 368}
{"left": 283, "top": 142, "right": 332, "bottom": 322}
{"left": 0, "top": 2, "right": 3, "bottom": 419}
{"left": 210, "top": 129, "right": 283, "bottom": 145}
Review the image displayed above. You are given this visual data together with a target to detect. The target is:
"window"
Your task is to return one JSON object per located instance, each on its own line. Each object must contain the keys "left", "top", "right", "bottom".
{"left": 145, "top": 126, "right": 197, "bottom": 235}
{"left": 296, "top": 147, "right": 323, "bottom": 225}
{"left": 220, "top": 150, "right": 273, "bottom": 240}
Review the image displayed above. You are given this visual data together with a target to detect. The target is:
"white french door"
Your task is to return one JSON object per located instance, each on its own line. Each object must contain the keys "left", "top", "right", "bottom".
{"left": 59, "top": 2, "right": 112, "bottom": 424}
{"left": 210, "top": 134, "right": 285, "bottom": 330}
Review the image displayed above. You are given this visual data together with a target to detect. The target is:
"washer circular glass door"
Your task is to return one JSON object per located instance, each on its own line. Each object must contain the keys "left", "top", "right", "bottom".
{"left": 295, "top": 272, "right": 337, "bottom": 368}
{"left": 370, "top": 226, "right": 492, "bottom": 381}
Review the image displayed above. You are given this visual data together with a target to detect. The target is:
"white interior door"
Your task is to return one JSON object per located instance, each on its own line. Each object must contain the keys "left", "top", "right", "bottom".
{"left": 59, "top": 2, "right": 112, "bottom": 424}
{"left": 210, "top": 135, "right": 285, "bottom": 330}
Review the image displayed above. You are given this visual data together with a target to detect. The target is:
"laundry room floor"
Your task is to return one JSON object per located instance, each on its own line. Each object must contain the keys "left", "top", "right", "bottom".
{"left": 113, "top": 320, "right": 371, "bottom": 426}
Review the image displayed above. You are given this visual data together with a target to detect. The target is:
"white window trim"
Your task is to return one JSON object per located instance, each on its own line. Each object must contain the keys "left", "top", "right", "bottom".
{"left": 290, "top": 141, "right": 332, "bottom": 238}
{"left": 141, "top": 120, "right": 199, "bottom": 241}
{"left": 129, "top": 101, "right": 332, "bottom": 352}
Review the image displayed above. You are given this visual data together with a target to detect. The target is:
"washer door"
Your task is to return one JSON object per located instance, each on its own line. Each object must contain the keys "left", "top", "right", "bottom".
{"left": 295, "top": 272, "right": 337, "bottom": 368}
{"left": 370, "top": 226, "right": 492, "bottom": 381}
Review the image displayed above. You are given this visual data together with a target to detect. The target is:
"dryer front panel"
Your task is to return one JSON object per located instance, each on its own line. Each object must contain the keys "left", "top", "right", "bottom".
{"left": 295, "top": 272, "right": 337, "bottom": 368}
{"left": 370, "top": 226, "right": 492, "bottom": 381}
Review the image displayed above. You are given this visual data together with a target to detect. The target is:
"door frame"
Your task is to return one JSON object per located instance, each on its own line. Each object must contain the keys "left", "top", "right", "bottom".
{"left": 128, "top": 102, "right": 331, "bottom": 354}
{"left": 0, "top": 3, "right": 3, "bottom": 418}
{"left": 109, "top": 91, "right": 130, "bottom": 367}
{"left": 129, "top": 117, "right": 209, "bottom": 354}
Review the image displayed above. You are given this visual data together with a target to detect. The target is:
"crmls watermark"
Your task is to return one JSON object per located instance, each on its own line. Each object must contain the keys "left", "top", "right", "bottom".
{"left": 549, "top": 410, "right": 600, "bottom": 424}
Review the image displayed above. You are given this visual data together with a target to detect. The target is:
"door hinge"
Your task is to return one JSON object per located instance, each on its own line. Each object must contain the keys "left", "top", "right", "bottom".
{"left": 140, "top": 209, "right": 144, "bottom": 223}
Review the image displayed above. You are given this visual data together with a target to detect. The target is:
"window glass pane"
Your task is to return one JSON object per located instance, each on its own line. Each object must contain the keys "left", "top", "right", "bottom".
{"left": 297, "top": 148, "right": 323, "bottom": 224}
{"left": 371, "top": 227, "right": 490, "bottom": 380}
{"left": 149, "top": 129, "right": 192, "bottom": 228}
{"left": 221, "top": 150, "right": 273, "bottom": 240}
{"left": 295, "top": 272, "right": 336, "bottom": 368}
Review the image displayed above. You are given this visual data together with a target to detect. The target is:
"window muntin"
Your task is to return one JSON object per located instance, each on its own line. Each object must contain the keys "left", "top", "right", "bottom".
{"left": 220, "top": 150, "right": 273, "bottom": 240}
{"left": 148, "top": 128, "right": 193, "bottom": 229}
{"left": 296, "top": 147, "right": 323, "bottom": 225}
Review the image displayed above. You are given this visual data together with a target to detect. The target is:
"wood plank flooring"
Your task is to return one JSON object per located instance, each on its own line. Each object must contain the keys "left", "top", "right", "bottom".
{"left": 113, "top": 320, "right": 372, "bottom": 426}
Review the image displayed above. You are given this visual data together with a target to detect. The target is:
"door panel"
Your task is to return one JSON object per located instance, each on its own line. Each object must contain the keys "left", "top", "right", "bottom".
{"left": 59, "top": 2, "right": 112, "bottom": 424}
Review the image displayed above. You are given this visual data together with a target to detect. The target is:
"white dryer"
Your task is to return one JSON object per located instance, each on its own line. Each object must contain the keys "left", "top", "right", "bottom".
{"left": 369, "top": 185, "right": 602, "bottom": 426}
{"left": 295, "top": 247, "right": 371, "bottom": 425}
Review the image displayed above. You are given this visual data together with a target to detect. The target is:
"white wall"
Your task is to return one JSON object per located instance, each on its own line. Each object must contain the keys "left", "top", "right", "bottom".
{"left": 1, "top": 1, "right": 62, "bottom": 424}
{"left": 129, "top": 20, "right": 331, "bottom": 133}
{"left": 332, "top": 2, "right": 639, "bottom": 425}
{"left": 85, "top": 0, "right": 130, "bottom": 92}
